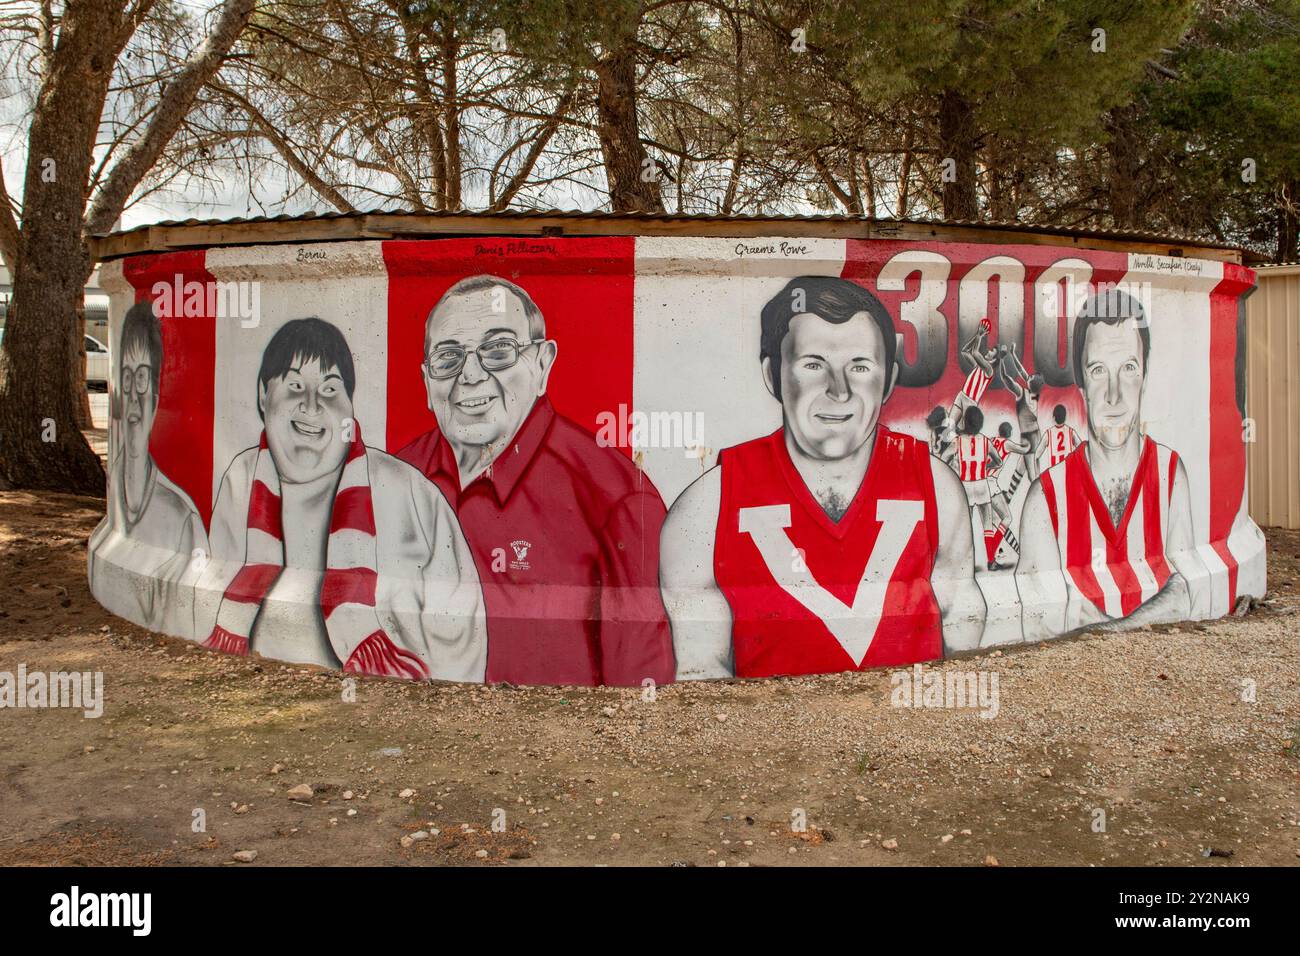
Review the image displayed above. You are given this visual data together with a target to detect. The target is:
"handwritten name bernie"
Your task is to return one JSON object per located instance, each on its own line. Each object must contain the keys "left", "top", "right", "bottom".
{"left": 733, "top": 241, "right": 811, "bottom": 257}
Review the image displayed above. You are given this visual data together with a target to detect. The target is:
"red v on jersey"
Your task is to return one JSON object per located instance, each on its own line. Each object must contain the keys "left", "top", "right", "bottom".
{"left": 714, "top": 425, "right": 943, "bottom": 677}
{"left": 1040, "top": 438, "right": 1177, "bottom": 619}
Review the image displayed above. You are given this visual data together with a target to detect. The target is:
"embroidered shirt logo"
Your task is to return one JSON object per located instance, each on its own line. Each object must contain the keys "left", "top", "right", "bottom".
{"left": 509, "top": 539, "right": 532, "bottom": 570}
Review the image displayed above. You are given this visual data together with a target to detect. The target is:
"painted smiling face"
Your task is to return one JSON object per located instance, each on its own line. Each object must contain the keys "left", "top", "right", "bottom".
{"left": 1081, "top": 317, "right": 1146, "bottom": 451}
{"left": 120, "top": 341, "right": 156, "bottom": 462}
{"left": 422, "top": 286, "right": 555, "bottom": 457}
{"left": 772, "top": 311, "right": 893, "bottom": 461}
{"left": 259, "top": 355, "right": 353, "bottom": 484}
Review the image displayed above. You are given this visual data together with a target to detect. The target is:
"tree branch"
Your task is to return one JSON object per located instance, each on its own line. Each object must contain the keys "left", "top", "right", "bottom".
{"left": 84, "top": 0, "right": 256, "bottom": 236}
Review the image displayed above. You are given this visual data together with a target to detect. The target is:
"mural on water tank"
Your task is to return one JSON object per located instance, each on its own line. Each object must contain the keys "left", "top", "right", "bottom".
{"left": 88, "top": 234, "right": 1267, "bottom": 686}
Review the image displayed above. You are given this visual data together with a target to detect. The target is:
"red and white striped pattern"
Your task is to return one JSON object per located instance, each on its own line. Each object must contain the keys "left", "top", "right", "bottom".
{"left": 961, "top": 364, "right": 992, "bottom": 404}
{"left": 957, "top": 434, "right": 990, "bottom": 482}
{"left": 203, "top": 425, "right": 429, "bottom": 679}
{"left": 1045, "top": 424, "right": 1079, "bottom": 466}
{"left": 1039, "top": 437, "right": 1177, "bottom": 619}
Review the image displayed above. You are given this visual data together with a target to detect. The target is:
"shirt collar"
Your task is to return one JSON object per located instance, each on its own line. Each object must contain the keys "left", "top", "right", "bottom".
{"left": 430, "top": 396, "right": 555, "bottom": 504}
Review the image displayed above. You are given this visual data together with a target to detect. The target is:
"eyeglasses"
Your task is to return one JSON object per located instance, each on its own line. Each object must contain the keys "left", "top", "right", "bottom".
{"left": 425, "top": 338, "right": 542, "bottom": 380}
{"left": 121, "top": 364, "right": 153, "bottom": 396}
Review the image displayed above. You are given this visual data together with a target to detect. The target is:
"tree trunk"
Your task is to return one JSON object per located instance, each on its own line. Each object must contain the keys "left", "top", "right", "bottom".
{"left": 441, "top": 23, "right": 462, "bottom": 211}
{"left": 1105, "top": 105, "right": 1141, "bottom": 230}
{"left": 938, "top": 87, "right": 979, "bottom": 220}
{"left": 897, "top": 129, "right": 913, "bottom": 218}
{"left": 0, "top": 1, "right": 123, "bottom": 494}
{"left": 593, "top": 38, "right": 663, "bottom": 213}
{"left": 1278, "top": 177, "right": 1299, "bottom": 264}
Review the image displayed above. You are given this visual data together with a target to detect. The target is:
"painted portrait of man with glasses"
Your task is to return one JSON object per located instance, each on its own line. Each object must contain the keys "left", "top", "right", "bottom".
{"left": 89, "top": 299, "right": 208, "bottom": 637}
{"left": 396, "top": 274, "right": 675, "bottom": 686}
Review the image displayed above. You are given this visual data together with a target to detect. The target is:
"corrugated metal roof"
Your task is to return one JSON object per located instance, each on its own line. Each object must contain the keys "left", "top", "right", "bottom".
{"left": 96, "top": 206, "right": 1247, "bottom": 253}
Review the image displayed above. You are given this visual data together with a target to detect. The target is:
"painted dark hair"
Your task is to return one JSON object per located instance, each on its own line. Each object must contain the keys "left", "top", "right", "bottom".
{"left": 998, "top": 421, "right": 1012, "bottom": 438}
{"left": 1028, "top": 373, "right": 1044, "bottom": 396}
{"left": 120, "top": 300, "right": 163, "bottom": 397}
{"left": 1071, "top": 288, "right": 1150, "bottom": 387}
{"left": 963, "top": 405, "right": 984, "bottom": 435}
{"left": 760, "top": 276, "right": 897, "bottom": 402}
{"left": 1052, "top": 403, "right": 1067, "bottom": 425}
{"left": 257, "top": 318, "right": 356, "bottom": 419}
{"left": 925, "top": 405, "right": 947, "bottom": 430}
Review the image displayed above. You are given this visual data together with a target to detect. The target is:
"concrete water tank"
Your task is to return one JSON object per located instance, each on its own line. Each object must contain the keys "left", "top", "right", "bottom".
{"left": 87, "top": 212, "right": 1266, "bottom": 685}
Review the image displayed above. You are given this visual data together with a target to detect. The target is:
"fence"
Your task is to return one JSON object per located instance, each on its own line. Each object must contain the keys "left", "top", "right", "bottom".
{"left": 1247, "top": 264, "right": 1300, "bottom": 530}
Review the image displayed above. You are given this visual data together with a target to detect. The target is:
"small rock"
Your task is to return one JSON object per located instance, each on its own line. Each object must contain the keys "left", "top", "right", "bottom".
{"left": 940, "top": 834, "right": 954, "bottom": 844}
{"left": 984, "top": 854, "right": 999, "bottom": 867}
{"left": 715, "top": 713, "right": 728, "bottom": 722}
{"left": 399, "top": 836, "right": 414, "bottom": 849}
{"left": 411, "top": 830, "right": 430, "bottom": 842}
{"left": 342, "top": 790, "right": 354, "bottom": 800}
{"left": 1040, "top": 768, "right": 1053, "bottom": 778}
{"left": 286, "top": 784, "right": 313, "bottom": 801}
{"left": 399, "top": 788, "right": 416, "bottom": 799}
{"left": 234, "top": 804, "right": 250, "bottom": 815}
{"left": 881, "top": 838, "right": 899, "bottom": 851}
{"left": 601, "top": 706, "right": 617, "bottom": 717}
{"left": 232, "top": 850, "right": 257, "bottom": 863}
{"left": 270, "top": 763, "right": 284, "bottom": 774}
{"left": 475, "top": 849, "right": 489, "bottom": 859}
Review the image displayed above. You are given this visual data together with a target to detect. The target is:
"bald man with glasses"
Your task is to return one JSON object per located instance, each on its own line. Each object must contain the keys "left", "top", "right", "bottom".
{"left": 397, "top": 274, "right": 675, "bottom": 686}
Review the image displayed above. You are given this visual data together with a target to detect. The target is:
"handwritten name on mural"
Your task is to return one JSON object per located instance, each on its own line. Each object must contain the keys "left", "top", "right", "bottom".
{"left": 733, "top": 240, "right": 812, "bottom": 257}
{"left": 295, "top": 248, "right": 327, "bottom": 263}
{"left": 474, "top": 241, "right": 559, "bottom": 258}
{"left": 1130, "top": 254, "right": 1205, "bottom": 276}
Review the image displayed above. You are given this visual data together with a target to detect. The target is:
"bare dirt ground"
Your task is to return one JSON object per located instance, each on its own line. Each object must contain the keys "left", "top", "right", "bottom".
{"left": 0, "top": 489, "right": 1296, "bottom": 867}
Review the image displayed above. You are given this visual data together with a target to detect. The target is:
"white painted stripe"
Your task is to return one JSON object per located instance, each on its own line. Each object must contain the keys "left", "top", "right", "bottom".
{"left": 247, "top": 527, "right": 283, "bottom": 564}
{"left": 1127, "top": 495, "right": 1160, "bottom": 605}
{"left": 1090, "top": 509, "right": 1124, "bottom": 619}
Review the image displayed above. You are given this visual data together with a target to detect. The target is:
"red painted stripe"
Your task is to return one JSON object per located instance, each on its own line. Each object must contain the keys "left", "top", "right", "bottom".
{"left": 320, "top": 566, "right": 378, "bottom": 619}
{"left": 247, "top": 479, "right": 282, "bottom": 539}
{"left": 1208, "top": 267, "right": 1253, "bottom": 606}
{"left": 329, "top": 485, "right": 376, "bottom": 535}
{"left": 225, "top": 563, "right": 282, "bottom": 605}
{"left": 121, "top": 250, "right": 216, "bottom": 529}
{"left": 1144, "top": 451, "right": 1173, "bottom": 588}
{"left": 1107, "top": 515, "right": 1143, "bottom": 618}
{"left": 1064, "top": 454, "right": 1107, "bottom": 612}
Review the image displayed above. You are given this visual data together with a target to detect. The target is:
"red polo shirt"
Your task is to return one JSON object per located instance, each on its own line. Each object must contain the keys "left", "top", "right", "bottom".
{"left": 396, "top": 397, "right": 675, "bottom": 686}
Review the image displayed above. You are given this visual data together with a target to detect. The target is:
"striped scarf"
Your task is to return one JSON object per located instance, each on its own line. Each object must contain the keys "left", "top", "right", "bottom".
{"left": 203, "top": 426, "right": 429, "bottom": 680}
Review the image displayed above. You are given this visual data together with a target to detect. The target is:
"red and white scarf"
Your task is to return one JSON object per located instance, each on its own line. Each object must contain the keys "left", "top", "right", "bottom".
{"left": 203, "top": 425, "right": 429, "bottom": 680}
